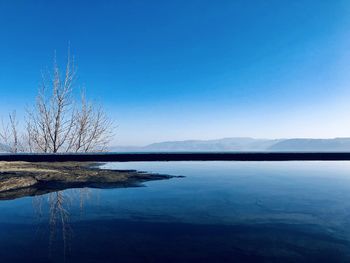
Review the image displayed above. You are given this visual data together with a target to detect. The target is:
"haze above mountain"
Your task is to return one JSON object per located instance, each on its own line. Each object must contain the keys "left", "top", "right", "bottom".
{"left": 111, "top": 137, "right": 350, "bottom": 152}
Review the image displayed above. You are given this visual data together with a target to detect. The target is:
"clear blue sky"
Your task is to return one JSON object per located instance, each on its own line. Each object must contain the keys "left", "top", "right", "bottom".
{"left": 1, "top": 0, "right": 350, "bottom": 145}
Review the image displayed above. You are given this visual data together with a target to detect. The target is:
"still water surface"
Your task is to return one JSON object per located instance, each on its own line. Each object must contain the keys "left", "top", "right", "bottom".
{"left": 1, "top": 161, "right": 350, "bottom": 262}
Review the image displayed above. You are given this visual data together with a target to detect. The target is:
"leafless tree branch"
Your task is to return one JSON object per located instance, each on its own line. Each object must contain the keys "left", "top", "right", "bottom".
{"left": 23, "top": 50, "right": 114, "bottom": 153}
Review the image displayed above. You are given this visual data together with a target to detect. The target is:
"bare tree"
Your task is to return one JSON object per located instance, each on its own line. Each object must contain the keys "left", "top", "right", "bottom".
{"left": 67, "top": 92, "right": 113, "bottom": 152}
{"left": 0, "top": 111, "right": 21, "bottom": 153}
{"left": 26, "top": 51, "right": 113, "bottom": 153}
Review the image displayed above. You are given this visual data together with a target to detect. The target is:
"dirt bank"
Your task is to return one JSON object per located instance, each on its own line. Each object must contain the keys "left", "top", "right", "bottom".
{"left": 0, "top": 162, "right": 180, "bottom": 200}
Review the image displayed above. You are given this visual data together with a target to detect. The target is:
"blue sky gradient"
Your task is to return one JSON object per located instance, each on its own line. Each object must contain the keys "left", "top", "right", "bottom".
{"left": 1, "top": 1, "right": 350, "bottom": 145}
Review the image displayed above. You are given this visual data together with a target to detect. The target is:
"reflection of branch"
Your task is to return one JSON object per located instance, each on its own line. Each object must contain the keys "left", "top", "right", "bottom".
{"left": 33, "top": 195, "right": 44, "bottom": 220}
{"left": 31, "top": 188, "right": 100, "bottom": 262}
{"left": 79, "top": 188, "right": 91, "bottom": 216}
{"left": 32, "top": 195, "right": 45, "bottom": 240}
{"left": 48, "top": 191, "right": 72, "bottom": 261}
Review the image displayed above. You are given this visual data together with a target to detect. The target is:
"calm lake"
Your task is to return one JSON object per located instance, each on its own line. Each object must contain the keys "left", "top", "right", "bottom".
{"left": 1, "top": 161, "right": 350, "bottom": 262}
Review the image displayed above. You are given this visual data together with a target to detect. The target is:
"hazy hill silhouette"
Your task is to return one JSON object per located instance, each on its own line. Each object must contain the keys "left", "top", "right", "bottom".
{"left": 111, "top": 137, "right": 350, "bottom": 152}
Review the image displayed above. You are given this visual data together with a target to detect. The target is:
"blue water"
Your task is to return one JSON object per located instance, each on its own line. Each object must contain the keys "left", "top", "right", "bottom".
{"left": 1, "top": 161, "right": 350, "bottom": 262}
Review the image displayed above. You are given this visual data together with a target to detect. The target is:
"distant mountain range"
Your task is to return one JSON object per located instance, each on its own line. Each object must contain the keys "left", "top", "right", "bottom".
{"left": 3, "top": 138, "right": 350, "bottom": 153}
{"left": 110, "top": 137, "right": 350, "bottom": 152}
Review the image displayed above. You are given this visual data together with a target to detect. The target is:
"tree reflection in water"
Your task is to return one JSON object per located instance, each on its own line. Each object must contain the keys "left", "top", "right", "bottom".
{"left": 32, "top": 188, "right": 94, "bottom": 262}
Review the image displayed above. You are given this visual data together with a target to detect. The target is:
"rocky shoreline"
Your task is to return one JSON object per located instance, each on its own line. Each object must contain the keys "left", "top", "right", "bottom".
{"left": 0, "top": 162, "right": 180, "bottom": 200}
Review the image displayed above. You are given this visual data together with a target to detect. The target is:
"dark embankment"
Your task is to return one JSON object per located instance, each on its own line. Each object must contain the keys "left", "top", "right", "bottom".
{"left": 2, "top": 152, "right": 350, "bottom": 162}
